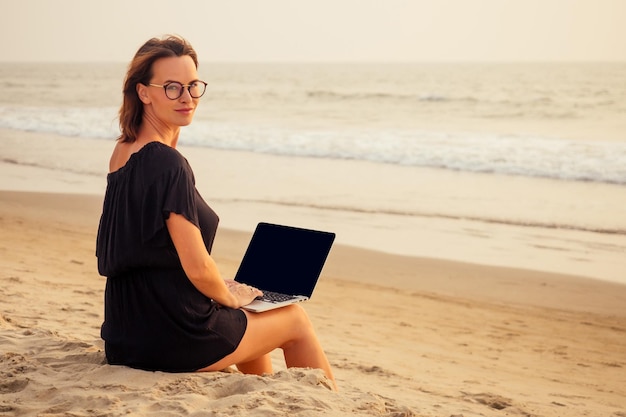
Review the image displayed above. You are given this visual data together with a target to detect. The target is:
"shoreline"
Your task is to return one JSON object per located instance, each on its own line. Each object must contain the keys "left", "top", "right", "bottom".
{"left": 0, "top": 129, "right": 626, "bottom": 284}
{"left": 2, "top": 128, "right": 626, "bottom": 287}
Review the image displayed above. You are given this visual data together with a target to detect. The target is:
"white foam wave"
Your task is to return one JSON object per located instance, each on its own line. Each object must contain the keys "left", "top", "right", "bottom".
{"left": 183, "top": 121, "right": 626, "bottom": 185}
{"left": 1, "top": 105, "right": 625, "bottom": 185}
{"left": 0, "top": 105, "right": 118, "bottom": 139}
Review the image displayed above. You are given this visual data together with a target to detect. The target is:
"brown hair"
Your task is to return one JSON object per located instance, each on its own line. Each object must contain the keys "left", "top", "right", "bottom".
{"left": 117, "top": 35, "right": 199, "bottom": 143}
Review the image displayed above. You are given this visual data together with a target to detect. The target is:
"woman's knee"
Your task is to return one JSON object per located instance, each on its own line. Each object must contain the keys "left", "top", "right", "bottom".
{"left": 284, "top": 304, "right": 312, "bottom": 325}
{"left": 279, "top": 304, "right": 316, "bottom": 340}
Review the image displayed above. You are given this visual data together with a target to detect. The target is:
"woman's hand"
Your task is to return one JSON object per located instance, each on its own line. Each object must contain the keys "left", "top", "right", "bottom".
{"left": 226, "top": 280, "right": 263, "bottom": 306}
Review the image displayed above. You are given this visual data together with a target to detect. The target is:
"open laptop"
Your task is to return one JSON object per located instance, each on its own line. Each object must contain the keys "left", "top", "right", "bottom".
{"left": 234, "top": 222, "right": 335, "bottom": 313}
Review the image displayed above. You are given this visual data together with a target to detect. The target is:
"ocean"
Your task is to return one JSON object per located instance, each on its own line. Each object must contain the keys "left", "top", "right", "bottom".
{"left": 1, "top": 62, "right": 625, "bottom": 283}
{"left": 2, "top": 62, "right": 625, "bottom": 182}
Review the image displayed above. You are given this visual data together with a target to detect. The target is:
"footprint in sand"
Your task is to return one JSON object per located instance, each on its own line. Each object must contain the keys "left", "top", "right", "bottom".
{"left": 0, "top": 378, "right": 29, "bottom": 394}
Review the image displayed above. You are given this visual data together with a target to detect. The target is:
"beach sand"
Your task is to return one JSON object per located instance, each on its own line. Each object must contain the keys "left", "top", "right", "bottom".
{"left": 1, "top": 190, "right": 625, "bottom": 416}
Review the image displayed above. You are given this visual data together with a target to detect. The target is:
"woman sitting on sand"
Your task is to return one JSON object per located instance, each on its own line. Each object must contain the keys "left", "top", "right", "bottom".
{"left": 95, "top": 35, "right": 336, "bottom": 390}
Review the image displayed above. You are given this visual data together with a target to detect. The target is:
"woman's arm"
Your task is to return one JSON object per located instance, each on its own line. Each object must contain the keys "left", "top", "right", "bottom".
{"left": 166, "top": 212, "right": 261, "bottom": 308}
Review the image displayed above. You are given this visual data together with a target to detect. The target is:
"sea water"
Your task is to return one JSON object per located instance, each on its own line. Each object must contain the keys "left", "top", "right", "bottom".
{"left": 1, "top": 62, "right": 625, "bottom": 282}
{"left": 2, "top": 62, "right": 625, "bottom": 182}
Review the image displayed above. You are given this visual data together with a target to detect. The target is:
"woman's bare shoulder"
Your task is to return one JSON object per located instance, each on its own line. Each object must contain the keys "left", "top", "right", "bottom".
{"left": 109, "top": 142, "right": 134, "bottom": 173}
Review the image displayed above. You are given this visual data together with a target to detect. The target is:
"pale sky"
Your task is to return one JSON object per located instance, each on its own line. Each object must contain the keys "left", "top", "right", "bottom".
{"left": 1, "top": 0, "right": 625, "bottom": 62}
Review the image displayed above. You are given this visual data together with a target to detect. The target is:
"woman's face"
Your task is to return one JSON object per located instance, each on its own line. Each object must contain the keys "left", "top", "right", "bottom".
{"left": 139, "top": 55, "right": 202, "bottom": 128}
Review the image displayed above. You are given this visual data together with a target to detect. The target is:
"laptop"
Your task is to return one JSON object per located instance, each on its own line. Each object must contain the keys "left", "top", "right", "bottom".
{"left": 234, "top": 222, "right": 335, "bottom": 313}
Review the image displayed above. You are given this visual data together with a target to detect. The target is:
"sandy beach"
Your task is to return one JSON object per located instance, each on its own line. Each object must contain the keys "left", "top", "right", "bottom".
{"left": 1, "top": 61, "right": 626, "bottom": 416}
{"left": 1, "top": 190, "right": 625, "bottom": 416}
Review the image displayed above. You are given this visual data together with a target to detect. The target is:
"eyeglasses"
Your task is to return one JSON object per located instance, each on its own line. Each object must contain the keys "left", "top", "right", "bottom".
{"left": 148, "top": 80, "right": 207, "bottom": 100}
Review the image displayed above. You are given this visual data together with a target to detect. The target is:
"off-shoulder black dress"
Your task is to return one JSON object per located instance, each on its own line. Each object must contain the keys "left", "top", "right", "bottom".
{"left": 96, "top": 142, "right": 247, "bottom": 372}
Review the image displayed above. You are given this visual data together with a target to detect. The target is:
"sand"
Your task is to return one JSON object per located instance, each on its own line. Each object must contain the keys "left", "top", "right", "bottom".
{"left": 1, "top": 190, "right": 626, "bottom": 417}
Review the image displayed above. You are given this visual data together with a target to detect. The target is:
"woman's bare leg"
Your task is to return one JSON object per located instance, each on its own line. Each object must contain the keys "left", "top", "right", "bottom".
{"left": 235, "top": 353, "right": 273, "bottom": 375}
{"left": 198, "top": 304, "right": 336, "bottom": 390}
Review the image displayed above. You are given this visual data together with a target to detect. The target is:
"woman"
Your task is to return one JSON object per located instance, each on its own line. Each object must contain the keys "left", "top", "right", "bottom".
{"left": 96, "top": 35, "right": 336, "bottom": 390}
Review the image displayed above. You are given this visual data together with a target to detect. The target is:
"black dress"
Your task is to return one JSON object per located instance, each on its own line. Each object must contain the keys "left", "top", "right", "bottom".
{"left": 96, "top": 141, "right": 247, "bottom": 372}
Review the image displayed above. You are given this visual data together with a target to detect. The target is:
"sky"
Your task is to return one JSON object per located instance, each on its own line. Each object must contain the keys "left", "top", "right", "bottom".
{"left": 1, "top": 0, "right": 625, "bottom": 62}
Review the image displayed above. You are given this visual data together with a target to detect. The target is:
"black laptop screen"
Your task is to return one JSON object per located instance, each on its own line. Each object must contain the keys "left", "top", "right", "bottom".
{"left": 234, "top": 223, "right": 335, "bottom": 297}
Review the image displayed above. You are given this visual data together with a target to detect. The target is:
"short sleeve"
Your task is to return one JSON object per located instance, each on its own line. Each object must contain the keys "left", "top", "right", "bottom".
{"left": 141, "top": 160, "right": 200, "bottom": 246}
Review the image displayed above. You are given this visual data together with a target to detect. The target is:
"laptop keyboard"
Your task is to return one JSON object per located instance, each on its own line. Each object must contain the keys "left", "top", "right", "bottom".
{"left": 257, "top": 290, "right": 297, "bottom": 303}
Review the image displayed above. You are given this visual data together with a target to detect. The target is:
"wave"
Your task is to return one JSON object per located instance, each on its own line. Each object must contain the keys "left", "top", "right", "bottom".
{"left": 0, "top": 105, "right": 119, "bottom": 139}
{"left": 2, "top": 105, "right": 626, "bottom": 186}
{"left": 300, "top": 89, "right": 613, "bottom": 113}
{"left": 185, "top": 122, "right": 626, "bottom": 185}
{"left": 305, "top": 89, "right": 454, "bottom": 103}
